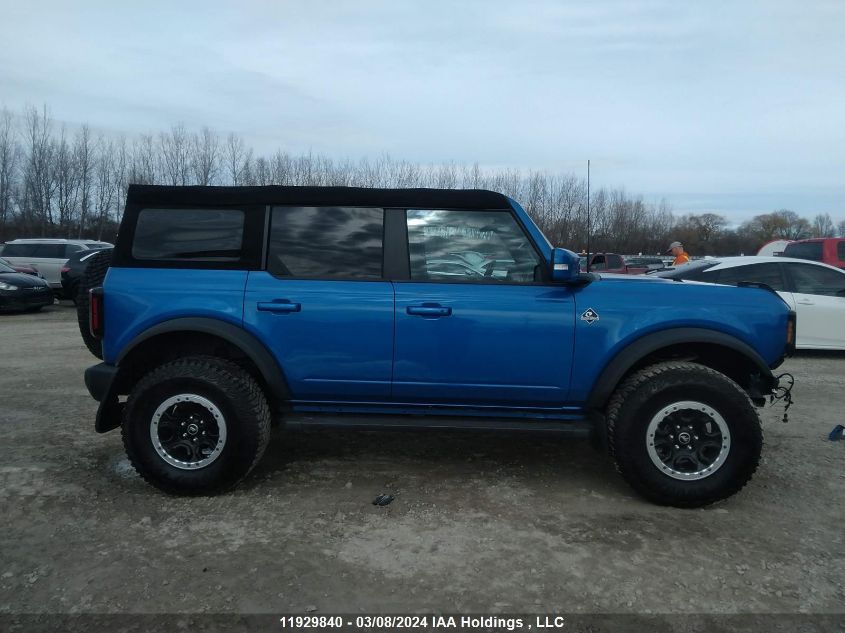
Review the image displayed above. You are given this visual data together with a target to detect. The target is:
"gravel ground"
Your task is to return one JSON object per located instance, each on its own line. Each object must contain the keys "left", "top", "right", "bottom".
{"left": 0, "top": 303, "right": 843, "bottom": 624}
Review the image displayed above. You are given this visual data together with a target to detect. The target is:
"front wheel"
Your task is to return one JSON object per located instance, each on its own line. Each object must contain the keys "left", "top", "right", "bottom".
{"left": 606, "top": 361, "right": 762, "bottom": 507}
{"left": 122, "top": 356, "right": 271, "bottom": 495}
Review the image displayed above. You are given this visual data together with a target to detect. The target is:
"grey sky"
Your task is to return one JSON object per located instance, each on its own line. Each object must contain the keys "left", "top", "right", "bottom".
{"left": 1, "top": 0, "right": 843, "bottom": 222}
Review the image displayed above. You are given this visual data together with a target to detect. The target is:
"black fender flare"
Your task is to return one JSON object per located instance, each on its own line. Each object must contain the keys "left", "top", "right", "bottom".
{"left": 116, "top": 317, "right": 291, "bottom": 399}
{"left": 585, "top": 327, "right": 775, "bottom": 411}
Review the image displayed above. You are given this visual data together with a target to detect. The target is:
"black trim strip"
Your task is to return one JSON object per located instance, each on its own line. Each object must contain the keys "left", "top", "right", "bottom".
{"left": 125, "top": 184, "right": 512, "bottom": 211}
{"left": 383, "top": 209, "right": 410, "bottom": 280}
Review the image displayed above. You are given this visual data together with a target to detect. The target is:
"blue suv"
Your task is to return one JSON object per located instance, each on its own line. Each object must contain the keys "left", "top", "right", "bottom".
{"left": 83, "top": 185, "right": 795, "bottom": 506}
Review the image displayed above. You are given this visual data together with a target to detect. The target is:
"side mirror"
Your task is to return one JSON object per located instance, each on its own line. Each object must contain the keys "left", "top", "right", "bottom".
{"left": 550, "top": 248, "right": 580, "bottom": 282}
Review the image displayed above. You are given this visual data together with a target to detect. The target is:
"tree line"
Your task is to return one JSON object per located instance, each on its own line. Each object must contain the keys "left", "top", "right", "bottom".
{"left": 1, "top": 104, "right": 842, "bottom": 255}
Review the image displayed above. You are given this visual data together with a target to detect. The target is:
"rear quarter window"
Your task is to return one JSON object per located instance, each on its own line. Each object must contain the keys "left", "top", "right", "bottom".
{"left": 837, "top": 241, "right": 845, "bottom": 261}
{"left": 132, "top": 208, "right": 245, "bottom": 261}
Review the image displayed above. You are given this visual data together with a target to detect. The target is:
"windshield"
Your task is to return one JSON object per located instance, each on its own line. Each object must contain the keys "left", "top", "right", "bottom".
{"left": 0, "top": 260, "right": 16, "bottom": 273}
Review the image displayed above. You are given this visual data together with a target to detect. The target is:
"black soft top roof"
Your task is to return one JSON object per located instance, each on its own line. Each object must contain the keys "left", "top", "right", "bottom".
{"left": 126, "top": 184, "right": 513, "bottom": 210}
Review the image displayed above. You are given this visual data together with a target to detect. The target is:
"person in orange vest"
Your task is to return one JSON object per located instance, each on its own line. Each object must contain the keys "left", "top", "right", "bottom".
{"left": 667, "top": 241, "right": 690, "bottom": 266}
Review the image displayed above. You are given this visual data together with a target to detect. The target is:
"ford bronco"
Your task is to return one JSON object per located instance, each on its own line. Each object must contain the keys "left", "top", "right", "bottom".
{"left": 82, "top": 185, "right": 795, "bottom": 506}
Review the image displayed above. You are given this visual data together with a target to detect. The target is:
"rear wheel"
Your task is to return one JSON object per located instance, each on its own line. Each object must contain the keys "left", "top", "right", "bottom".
{"left": 122, "top": 356, "right": 271, "bottom": 495}
{"left": 76, "top": 249, "right": 112, "bottom": 359}
{"left": 607, "top": 361, "right": 762, "bottom": 507}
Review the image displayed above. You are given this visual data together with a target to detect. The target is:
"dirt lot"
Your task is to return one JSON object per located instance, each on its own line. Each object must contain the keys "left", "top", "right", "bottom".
{"left": 1, "top": 303, "right": 843, "bottom": 624}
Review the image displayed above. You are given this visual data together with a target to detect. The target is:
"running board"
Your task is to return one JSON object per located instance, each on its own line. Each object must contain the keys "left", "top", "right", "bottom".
{"left": 282, "top": 413, "right": 593, "bottom": 436}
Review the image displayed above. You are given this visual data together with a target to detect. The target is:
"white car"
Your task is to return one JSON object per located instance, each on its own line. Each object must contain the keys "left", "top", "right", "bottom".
{"left": 657, "top": 256, "right": 845, "bottom": 350}
{"left": 0, "top": 238, "right": 112, "bottom": 294}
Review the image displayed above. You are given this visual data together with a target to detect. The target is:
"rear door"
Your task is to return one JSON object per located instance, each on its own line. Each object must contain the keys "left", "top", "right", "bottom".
{"left": 783, "top": 263, "right": 845, "bottom": 349}
{"left": 392, "top": 208, "right": 575, "bottom": 407}
{"left": 243, "top": 206, "right": 394, "bottom": 401}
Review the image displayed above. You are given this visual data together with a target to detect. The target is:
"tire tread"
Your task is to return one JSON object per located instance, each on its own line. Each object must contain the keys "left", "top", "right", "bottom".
{"left": 606, "top": 361, "right": 762, "bottom": 507}
{"left": 121, "top": 355, "right": 271, "bottom": 495}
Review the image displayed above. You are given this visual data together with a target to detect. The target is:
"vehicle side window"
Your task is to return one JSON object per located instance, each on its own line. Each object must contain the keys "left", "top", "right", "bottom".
{"left": 787, "top": 264, "right": 845, "bottom": 297}
{"left": 608, "top": 254, "right": 623, "bottom": 269}
{"left": 268, "top": 206, "right": 383, "bottom": 279}
{"left": 406, "top": 209, "right": 542, "bottom": 283}
{"left": 783, "top": 242, "right": 823, "bottom": 261}
{"left": 838, "top": 241, "right": 845, "bottom": 260}
{"left": 590, "top": 255, "right": 607, "bottom": 271}
{"left": 133, "top": 208, "right": 245, "bottom": 261}
{"left": 707, "top": 263, "right": 786, "bottom": 290}
{"left": 1, "top": 244, "right": 38, "bottom": 257}
{"left": 33, "top": 244, "right": 67, "bottom": 258}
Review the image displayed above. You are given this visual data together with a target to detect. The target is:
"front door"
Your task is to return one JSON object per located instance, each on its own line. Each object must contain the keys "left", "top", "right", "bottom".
{"left": 784, "top": 262, "right": 845, "bottom": 349}
{"left": 392, "top": 209, "right": 575, "bottom": 407}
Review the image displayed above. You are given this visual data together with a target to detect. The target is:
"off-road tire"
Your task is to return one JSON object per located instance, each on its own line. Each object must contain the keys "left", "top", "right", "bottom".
{"left": 76, "top": 249, "right": 112, "bottom": 359}
{"left": 122, "top": 356, "right": 271, "bottom": 495}
{"left": 607, "top": 361, "right": 762, "bottom": 508}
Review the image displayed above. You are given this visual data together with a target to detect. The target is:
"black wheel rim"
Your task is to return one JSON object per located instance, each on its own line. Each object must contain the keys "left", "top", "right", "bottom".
{"left": 149, "top": 394, "right": 227, "bottom": 470}
{"left": 646, "top": 400, "right": 731, "bottom": 480}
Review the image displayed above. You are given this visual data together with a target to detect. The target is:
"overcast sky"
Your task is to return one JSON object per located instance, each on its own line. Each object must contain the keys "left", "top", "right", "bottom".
{"left": 1, "top": 0, "right": 843, "bottom": 222}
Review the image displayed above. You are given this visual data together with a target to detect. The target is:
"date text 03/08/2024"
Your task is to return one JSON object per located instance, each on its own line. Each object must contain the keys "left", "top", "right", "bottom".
{"left": 278, "top": 614, "right": 568, "bottom": 630}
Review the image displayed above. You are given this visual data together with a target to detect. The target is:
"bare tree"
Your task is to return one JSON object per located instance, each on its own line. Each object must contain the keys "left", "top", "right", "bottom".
{"left": 252, "top": 156, "right": 270, "bottom": 185}
{"left": 74, "top": 125, "right": 94, "bottom": 237}
{"left": 107, "top": 137, "right": 128, "bottom": 238}
{"left": 224, "top": 132, "right": 249, "bottom": 185}
{"left": 839, "top": 220, "right": 845, "bottom": 238}
{"left": 812, "top": 213, "right": 835, "bottom": 237}
{"left": 773, "top": 209, "right": 812, "bottom": 240}
{"left": 5, "top": 100, "right": 839, "bottom": 255}
{"left": 159, "top": 124, "right": 190, "bottom": 186}
{"left": 130, "top": 134, "right": 158, "bottom": 184}
{"left": 53, "top": 126, "right": 78, "bottom": 232}
{"left": 0, "top": 106, "right": 19, "bottom": 236}
{"left": 191, "top": 127, "right": 220, "bottom": 185}
{"left": 20, "top": 104, "right": 56, "bottom": 234}
{"left": 93, "top": 136, "right": 116, "bottom": 239}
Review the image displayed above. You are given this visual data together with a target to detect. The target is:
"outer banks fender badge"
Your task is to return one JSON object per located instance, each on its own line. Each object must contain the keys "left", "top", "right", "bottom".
{"left": 581, "top": 308, "right": 600, "bottom": 324}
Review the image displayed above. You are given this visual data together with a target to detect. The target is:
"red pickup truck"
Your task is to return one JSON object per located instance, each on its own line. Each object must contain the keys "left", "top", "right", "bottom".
{"left": 782, "top": 238, "right": 845, "bottom": 270}
{"left": 579, "top": 253, "right": 663, "bottom": 275}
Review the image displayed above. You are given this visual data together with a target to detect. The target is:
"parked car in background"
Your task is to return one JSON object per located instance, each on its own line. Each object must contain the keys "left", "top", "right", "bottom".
{"left": 578, "top": 252, "right": 655, "bottom": 274}
{"left": 0, "top": 239, "right": 112, "bottom": 295}
{"left": 757, "top": 239, "right": 792, "bottom": 257}
{"left": 0, "top": 256, "right": 42, "bottom": 277}
{"left": 0, "top": 258, "right": 54, "bottom": 312}
{"left": 61, "top": 247, "right": 114, "bottom": 303}
{"left": 625, "top": 256, "right": 670, "bottom": 272}
{"left": 782, "top": 238, "right": 845, "bottom": 270}
{"left": 657, "top": 256, "right": 845, "bottom": 350}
